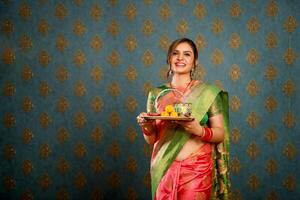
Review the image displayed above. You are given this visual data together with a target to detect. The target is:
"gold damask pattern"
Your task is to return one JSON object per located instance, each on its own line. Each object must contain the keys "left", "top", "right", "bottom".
{"left": 1, "top": 1, "right": 299, "bottom": 199}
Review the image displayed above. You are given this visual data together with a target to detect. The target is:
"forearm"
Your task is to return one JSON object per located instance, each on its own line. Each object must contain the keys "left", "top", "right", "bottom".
{"left": 141, "top": 125, "right": 157, "bottom": 145}
{"left": 189, "top": 123, "right": 224, "bottom": 143}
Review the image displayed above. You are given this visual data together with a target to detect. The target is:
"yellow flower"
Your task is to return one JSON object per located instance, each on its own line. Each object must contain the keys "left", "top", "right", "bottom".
{"left": 161, "top": 111, "right": 169, "bottom": 116}
{"left": 165, "top": 105, "right": 174, "bottom": 113}
{"left": 170, "top": 111, "right": 178, "bottom": 117}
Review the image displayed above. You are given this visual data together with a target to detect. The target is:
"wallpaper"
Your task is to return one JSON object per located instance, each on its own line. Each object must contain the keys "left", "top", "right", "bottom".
{"left": 0, "top": 0, "right": 299, "bottom": 199}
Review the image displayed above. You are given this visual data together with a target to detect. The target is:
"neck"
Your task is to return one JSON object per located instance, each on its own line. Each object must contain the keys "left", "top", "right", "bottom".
{"left": 171, "top": 74, "right": 192, "bottom": 88}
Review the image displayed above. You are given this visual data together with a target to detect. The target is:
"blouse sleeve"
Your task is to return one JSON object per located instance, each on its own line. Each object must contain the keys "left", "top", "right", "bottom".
{"left": 207, "top": 93, "right": 223, "bottom": 118}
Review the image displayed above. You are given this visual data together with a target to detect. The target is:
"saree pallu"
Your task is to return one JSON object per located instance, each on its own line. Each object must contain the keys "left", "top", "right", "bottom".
{"left": 147, "top": 83, "right": 230, "bottom": 200}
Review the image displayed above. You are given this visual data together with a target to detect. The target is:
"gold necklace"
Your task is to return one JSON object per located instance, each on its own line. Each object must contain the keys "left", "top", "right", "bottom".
{"left": 170, "top": 80, "right": 193, "bottom": 99}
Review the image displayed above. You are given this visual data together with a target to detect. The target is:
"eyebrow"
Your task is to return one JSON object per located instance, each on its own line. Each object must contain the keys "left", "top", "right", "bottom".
{"left": 173, "top": 50, "right": 192, "bottom": 53}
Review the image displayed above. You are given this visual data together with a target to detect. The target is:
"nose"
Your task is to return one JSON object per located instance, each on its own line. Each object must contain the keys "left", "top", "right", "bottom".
{"left": 177, "top": 53, "right": 183, "bottom": 60}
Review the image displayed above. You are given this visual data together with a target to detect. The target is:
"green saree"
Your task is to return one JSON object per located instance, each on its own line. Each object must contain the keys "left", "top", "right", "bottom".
{"left": 147, "top": 83, "right": 230, "bottom": 199}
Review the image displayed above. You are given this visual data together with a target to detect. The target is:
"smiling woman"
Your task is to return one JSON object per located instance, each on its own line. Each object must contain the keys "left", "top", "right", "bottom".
{"left": 137, "top": 38, "right": 230, "bottom": 200}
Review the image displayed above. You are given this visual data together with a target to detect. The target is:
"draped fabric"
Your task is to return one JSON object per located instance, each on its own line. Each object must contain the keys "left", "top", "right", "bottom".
{"left": 147, "top": 83, "right": 230, "bottom": 199}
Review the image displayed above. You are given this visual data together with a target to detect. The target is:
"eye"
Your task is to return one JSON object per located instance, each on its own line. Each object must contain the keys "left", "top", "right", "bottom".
{"left": 184, "top": 53, "right": 191, "bottom": 56}
{"left": 172, "top": 51, "right": 178, "bottom": 55}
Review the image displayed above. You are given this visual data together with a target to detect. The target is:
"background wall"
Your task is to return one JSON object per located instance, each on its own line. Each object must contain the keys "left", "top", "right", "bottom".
{"left": 0, "top": 0, "right": 299, "bottom": 199}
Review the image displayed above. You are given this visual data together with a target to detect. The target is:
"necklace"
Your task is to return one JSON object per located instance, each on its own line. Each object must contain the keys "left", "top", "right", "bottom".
{"left": 170, "top": 80, "right": 193, "bottom": 100}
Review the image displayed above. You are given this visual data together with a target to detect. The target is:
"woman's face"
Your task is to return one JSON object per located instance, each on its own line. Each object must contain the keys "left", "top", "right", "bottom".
{"left": 169, "top": 42, "right": 195, "bottom": 76}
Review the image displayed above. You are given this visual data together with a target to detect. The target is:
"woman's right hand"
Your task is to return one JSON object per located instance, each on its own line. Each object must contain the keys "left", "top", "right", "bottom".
{"left": 136, "top": 112, "right": 155, "bottom": 128}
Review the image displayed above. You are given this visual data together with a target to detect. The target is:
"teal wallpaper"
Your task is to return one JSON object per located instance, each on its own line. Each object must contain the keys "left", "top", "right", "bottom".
{"left": 0, "top": 0, "right": 299, "bottom": 199}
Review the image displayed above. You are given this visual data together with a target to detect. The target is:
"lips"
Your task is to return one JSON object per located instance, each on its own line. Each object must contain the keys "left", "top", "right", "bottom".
{"left": 175, "top": 62, "right": 186, "bottom": 67}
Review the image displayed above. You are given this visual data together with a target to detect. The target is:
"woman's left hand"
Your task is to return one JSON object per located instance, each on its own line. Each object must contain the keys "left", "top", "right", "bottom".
{"left": 176, "top": 119, "right": 203, "bottom": 136}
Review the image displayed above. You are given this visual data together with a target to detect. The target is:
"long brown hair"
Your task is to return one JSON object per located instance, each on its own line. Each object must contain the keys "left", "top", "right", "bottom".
{"left": 166, "top": 38, "right": 198, "bottom": 79}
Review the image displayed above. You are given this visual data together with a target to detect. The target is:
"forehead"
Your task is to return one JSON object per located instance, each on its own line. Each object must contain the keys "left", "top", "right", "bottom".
{"left": 174, "top": 42, "right": 193, "bottom": 51}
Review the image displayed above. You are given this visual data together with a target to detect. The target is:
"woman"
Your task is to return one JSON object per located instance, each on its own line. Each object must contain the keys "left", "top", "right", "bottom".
{"left": 137, "top": 38, "right": 230, "bottom": 200}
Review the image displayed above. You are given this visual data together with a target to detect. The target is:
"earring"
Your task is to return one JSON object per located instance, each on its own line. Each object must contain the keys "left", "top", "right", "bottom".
{"left": 190, "top": 68, "right": 195, "bottom": 78}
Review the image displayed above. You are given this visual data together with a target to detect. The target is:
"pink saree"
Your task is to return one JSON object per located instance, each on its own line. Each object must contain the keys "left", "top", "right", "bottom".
{"left": 155, "top": 143, "right": 213, "bottom": 200}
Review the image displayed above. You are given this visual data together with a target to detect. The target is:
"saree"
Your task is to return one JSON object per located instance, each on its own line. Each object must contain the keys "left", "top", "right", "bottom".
{"left": 146, "top": 83, "right": 230, "bottom": 200}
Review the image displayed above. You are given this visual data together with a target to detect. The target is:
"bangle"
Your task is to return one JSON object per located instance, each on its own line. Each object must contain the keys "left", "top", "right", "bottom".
{"left": 201, "top": 127, "right": 213, "bottom": 142}
{"left": 142, "top": 127, "right": 153, "bottom": 136}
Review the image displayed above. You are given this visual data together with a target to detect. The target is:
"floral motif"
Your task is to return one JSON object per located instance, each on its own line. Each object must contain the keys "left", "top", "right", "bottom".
{"left": 90, "top": 4, "right": 102, "bottom": 21}
{"left": 22, "top": 128, "right": 34, "bottom": 144}
{"left": 2, "top": 48, "right": 15, "bottom": 64}
{"left": 74, "top": 172, "right": 87, "bottom": 189}
{"left": 124, "top": 3, "right": 137, "bottom": 21}
{"left": 74, "top": 112, "right": 87, "bottom": 128}
{"left": 108, "top": 112, "right": 121, "bottom": 128}
{"left": 282, "top": 111, "right": 295, "bottom": 128}
{"left": 1, "top": 19, "right": 14, "bottom": 36}
{"left": 108, "top": 141, "right": 121, "bottom": 157}
{"left": 38, "top": 19, "right": 49, "bottom": 36}
{"left": 90, "top": 96, "right": 103, "bottom": 112}
{"left": 21, "top": 65, "right": 33, "bottom": 81}
{"left": 159, "top": 4, "right": 171, "bottom": 21}
{"left": 107, "top": 51, "right": 120, "bottom": 67}
{"left": 57, "top": 127, "right": 70, "bottom": 144}
{"left": 22, "top": 96, "right": 34, "bottom": 112}
{"left": 247, "top": 142, "right": 260, "bottom": 159}
{"left": 19, "top": 3, "right": 31, "bottom": 19}
{"left": 22, "top": 160, "right": 34, "bottom": 175}
{"left": 266, "top": 32, "right": 278, "bottom": 49}
{"left": 73, "top": 20, "right": 87, "bottom": 36}
{"left": 107, "top": 81, "right": 120, "bottom": 97}
{"left": 283, "top": 48, "right": 297, "bottom": 65}
{"left": 282, "top": 79, "right": 295, "bottom": 97}
{"left": 193, "top": 3, "right": 206, "bottom": 20}
{"left": 211, "top": 18, "right": 224, "bottom": 35}
{"left": 142, "top": 50, "right": 153, "bottom": 67}
{"left": 229, "top": 64, "right": 241, "bottom": 81}
{"left": 176, "top": 19, "right": 188, "bottom": 36}
{"left": 39, "top": 50, "right": 51, "bottom": 67}
{"left": 74, "top": 81, "right": 87, "bottom": 97}
{"left": 39, "top": 144, "right": 51, "bottom": 158}
{"left": 265, "top": 128, "right": 278, "bottom": 144}
{"left": 265, "top": 159, "right": 277, "bottom": 175}
{"left": 125, "top": 66, "right": 137, "bottom": 82}
{"left": 284, "top": 16, "right": 297, "bottom": 33}
{"left": 264, "top": 64, "right": 277, "bottom": 81}
{"left": 125, "top": 96, "right": 138, "bottom": 112}
{"left": 248, "top": 174, "right": 260, "bottom": 191}
{"left": 264, "top": 96, "right": 277, "bottom": 112}
{"left": 56, "top": 34, "right": 69, "bottom": 52}
{"left": 91, "top": 126, "right": 103, "bottom": 143}
{"left": 230, "top": 96, "right": 241, "bottom": 112}
{"left": 39, "top": 81, "right": 52, "bottom": 97}
{"left": 90, "top": 35, "right": 102, "bottom": 52}
{"left": 57, "top": 96, "right": 70, "bottom": 113}
{"left": 231, "top": 128, "right": 241, "bottom": 143}
{"left": 56, "top": 158, "right": 70, "bottom": 175}
{"left": 125, "top": 127, "right": 137, "bottom": 143}
{"left": 90, "top": 65, "right": 103, "bottom": 82}
{"left": 195, "top": 34, "right": 206, "bottom": 51}
{"left": 125, "top": 35, "right": 137, "bottom": 52}
{"left": 73, "top": 50, "right": 86, "bottom": 67}
{"left": 142, "top": 19, "right": 154, "bottom": 36}
{"left": 74, "top": 143, "right": 87, "bottom": 158}
{"left": 230, "top": 157, "right": 241, "bottom": 173}
{"left": 229, "top": 33, "right": 241, "bottom": 49}
{"left": 107, "top": 19, "right": 120, "bottom": 36}
{"left": 211, "top": 49, "right": 224, "bottom": 65}
{"left": 56, "top": 66, "right": 69, "bottom": 82}
{"left": 230, "top": 2, "right": 242, "bottom": 18}
{"left": 90, "top": 156, "right": 104, "bottom": 173}
{"left": 55, "top": 3, "right": 68, "bottom": 20}
{"left": 266, "top": 0, "right": 278, "bottom": 17}
{"left": 247, "top": 17, "right": 260, "bottom": 33}
{"left": 247, "top": 112, "right": 260, "bottom": 128}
